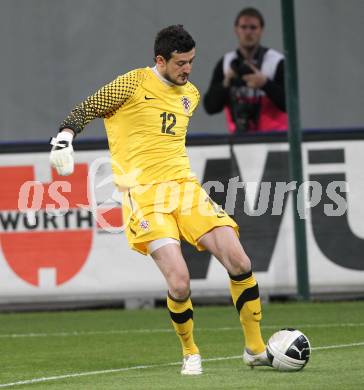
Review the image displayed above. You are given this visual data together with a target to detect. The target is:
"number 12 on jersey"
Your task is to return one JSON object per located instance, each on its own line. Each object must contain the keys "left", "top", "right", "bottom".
{"left": 160, "top": 112, "right": 176, "bottom": 135}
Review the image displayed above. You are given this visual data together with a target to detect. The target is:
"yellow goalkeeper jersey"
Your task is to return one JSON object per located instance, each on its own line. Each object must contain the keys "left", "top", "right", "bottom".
{"left": 60, "top": 67, "right": 200, "bottom": 187}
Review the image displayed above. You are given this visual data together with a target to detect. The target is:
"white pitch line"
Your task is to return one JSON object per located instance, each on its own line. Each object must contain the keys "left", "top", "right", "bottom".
{"left": 0, "top": 341, "right": 363, "bottom": 388}
{"left": 312, "top": 341, "right": 364, "bottom": 351}
{"left": 0, "top": 322, "right": 363, "bottom": 339}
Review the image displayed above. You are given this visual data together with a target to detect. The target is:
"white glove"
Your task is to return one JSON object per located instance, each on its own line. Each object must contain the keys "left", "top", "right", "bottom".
{"left": 49, "top": 131, "right": 74, "bottom": 176}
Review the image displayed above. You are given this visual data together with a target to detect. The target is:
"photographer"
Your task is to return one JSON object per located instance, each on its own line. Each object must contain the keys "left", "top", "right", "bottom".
{"left": 203, "top": 7, "right": 288, "bottom": 134}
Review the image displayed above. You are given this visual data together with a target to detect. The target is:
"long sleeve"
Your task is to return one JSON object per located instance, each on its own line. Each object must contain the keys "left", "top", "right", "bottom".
{"left": 59, "top": 69, "right": 141, "bottom": 134}
{"left": 261, "top": 59, "right": 286, "bottom": 112}
{"left": 203, "top": 58, "right": 230, "bottom": 114}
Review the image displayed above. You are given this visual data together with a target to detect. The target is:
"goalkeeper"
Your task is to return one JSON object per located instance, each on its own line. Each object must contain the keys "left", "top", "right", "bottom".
{"left": 50, "top": 24, "right": 270, "bottom": 375}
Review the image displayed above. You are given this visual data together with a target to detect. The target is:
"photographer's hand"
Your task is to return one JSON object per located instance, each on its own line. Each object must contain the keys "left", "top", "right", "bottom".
{"left": 242, "top": 62, "right": 267, "bottom": 89}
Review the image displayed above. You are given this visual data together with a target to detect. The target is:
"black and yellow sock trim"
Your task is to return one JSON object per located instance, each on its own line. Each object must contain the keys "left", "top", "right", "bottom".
{"left": 167, "top": 291, "right": 199, "bottom": 356}
{"left": 229, "top": 271, "right": 265, "bottom": 354}
{"left": 234, "top": 284, "right": 260, "bottom": 313}
{"left": 167, "top": 292, "right": 194, "bottom": 323}
{"left": 229, "top": 270, "right": 252, "bottom": 281}
{"left": 169, "top": 308, "right": 193, "bottom": 324}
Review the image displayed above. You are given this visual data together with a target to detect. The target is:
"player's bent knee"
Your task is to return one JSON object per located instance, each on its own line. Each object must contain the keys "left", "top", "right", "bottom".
{"left": 229, "top": 253, "right": 252, "bottom": 275}
{"left": 169, "top": 278, "right": 190, "bottom": 300}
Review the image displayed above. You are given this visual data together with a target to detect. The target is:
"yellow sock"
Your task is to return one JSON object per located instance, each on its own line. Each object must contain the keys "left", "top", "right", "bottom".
{"left": 229, "top": 271, "right": 265, "bottom": 354}
{"left": 167, "top": 292, "right": 199, "bottom": 356}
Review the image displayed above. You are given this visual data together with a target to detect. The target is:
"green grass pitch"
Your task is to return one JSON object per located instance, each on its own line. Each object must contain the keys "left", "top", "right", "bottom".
{"left": 0, "top": 301, "right": 363, "bottom": 389}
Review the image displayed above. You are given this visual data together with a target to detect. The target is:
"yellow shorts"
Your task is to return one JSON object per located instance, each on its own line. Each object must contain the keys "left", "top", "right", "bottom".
{"left": 121, "top": 178, "right": 238, "bottom": 255}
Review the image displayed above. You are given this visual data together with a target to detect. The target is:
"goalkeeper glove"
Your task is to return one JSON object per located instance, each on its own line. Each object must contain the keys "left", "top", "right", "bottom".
{"left": 49, "top": 131, "right": 74, "bottom": 176}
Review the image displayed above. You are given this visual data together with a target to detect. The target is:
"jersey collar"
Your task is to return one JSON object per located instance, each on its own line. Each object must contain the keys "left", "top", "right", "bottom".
{"left": 151, "top": 66, "right": 174, "bottom": 86}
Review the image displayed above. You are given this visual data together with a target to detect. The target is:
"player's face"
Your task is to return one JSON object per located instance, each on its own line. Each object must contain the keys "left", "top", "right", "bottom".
{"left": 235, "top": 16, "right": 263, "bottom": 50}
{"left": 157, "top": 48, "right": 196, "bottom": 85}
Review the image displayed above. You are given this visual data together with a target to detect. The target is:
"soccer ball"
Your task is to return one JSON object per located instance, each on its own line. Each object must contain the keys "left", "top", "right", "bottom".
{"left": 266, "top": 328, "right": 311, "bottom": 371}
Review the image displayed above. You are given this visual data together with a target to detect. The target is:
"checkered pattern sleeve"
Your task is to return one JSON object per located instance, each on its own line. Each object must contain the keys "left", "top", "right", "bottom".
{"left": 59, "top": 69, "right": 141, "bottom": 134}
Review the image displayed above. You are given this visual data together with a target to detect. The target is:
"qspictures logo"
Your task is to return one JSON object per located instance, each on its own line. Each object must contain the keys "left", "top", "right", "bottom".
{"left": 0, "top": 164, "right": 122, "bottom": 287}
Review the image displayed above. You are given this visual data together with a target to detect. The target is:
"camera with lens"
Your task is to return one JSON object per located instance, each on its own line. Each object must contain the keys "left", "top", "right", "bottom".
{"left": 230, "top": 57, "right": 254, "bottom": 87}
{"left": 229, "top": 57, "right": 260, "bottom": 133}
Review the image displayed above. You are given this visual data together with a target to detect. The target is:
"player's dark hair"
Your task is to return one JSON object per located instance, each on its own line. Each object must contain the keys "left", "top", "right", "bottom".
{"left": 234, "top": 7, "right": 265, "bottom": 27}
{"left": 154, "top": 24, "right": 195, "bottom": 61}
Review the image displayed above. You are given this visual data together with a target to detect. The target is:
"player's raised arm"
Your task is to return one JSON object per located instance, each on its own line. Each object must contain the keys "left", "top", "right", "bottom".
{"left": 49, "top": 71, "right": 140, "bottom": 176}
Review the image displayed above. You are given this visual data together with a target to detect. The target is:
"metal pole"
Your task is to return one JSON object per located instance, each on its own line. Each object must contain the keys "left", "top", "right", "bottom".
{"left": 281, "top": 0, "right": 310, "bottom": 299}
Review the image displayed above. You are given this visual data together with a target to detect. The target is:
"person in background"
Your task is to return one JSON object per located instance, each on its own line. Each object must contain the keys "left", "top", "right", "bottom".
{"left": 203, "top": 7, "right": 288, "bottom": 134}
